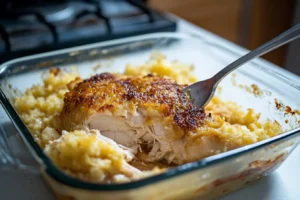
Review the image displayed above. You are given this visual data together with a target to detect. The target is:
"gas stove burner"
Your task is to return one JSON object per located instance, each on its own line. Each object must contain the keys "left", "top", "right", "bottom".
{"left": 0, "top": 0, "right": 176, "bottom": 62}
{"left": 0, "top": 3, "right": 77, "bottom": 23}
{"left": 29, "top": 4, "right": 75, "bottom": 23}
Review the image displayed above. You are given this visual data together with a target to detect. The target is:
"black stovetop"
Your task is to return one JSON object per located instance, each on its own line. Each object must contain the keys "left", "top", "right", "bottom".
{"left": 0, "top": 0, "right": 176, "bottom": 62}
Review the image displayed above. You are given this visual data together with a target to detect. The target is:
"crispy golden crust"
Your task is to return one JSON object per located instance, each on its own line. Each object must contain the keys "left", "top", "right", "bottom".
{"left": 61, "top": 73, "right": 206, "bottom": 131}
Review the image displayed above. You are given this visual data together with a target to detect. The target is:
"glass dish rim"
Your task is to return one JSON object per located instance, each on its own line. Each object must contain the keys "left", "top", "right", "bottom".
{"left": 0, "top": 32, "right": 300, "bottom": 191}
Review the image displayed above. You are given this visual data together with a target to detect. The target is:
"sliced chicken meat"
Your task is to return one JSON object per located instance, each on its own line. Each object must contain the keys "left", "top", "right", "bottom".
{"left": 60, "top": 73, "right": 229, "bottom": 165}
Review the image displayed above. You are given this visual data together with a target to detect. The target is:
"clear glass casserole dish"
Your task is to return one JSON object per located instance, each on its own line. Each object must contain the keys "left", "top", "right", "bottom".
{"left": 0, "top": 33, "right": 300, "bottom": 200}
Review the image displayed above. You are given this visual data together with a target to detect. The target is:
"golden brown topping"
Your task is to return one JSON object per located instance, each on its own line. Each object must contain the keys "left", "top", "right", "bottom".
{"left": 174, "top": 106, "right": 206, "bottom": 130}
{"left": 62, "top": 73, "right": 206, "bottom": 131}
{"left": 85, "top": 73, "right": 117, "bottom": 83}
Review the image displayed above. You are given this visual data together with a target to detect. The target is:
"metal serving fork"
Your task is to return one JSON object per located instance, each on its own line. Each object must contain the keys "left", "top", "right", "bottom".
{"left": 184, "top": 24, "right": 300, "bottom": 108}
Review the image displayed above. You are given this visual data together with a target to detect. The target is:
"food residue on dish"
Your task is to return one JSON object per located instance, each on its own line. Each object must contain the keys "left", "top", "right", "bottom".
{"left": 92, "top": 63, "right": 102, "bottom": 71}
{"left": 92, "top": 57, "right": 114, "bottom": 73}
{"left": 14, "top": 54, "right": 282, "bottom": 184}
{"left": 231, "top": 73, "right": 271, "bottom": 97}
{"left": 274, "top": 98, "right": 300, "bottom": 115}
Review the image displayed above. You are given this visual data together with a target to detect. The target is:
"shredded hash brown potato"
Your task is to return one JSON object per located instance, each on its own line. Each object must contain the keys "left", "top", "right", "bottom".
{"left": 14, "top": 54, "right": 282, "bottom": 183}
{"left": 14, "top": 68, "right": 78, "bottom": 147}
{"left": 124, "top": 52, "right": 197, "bottom": 84}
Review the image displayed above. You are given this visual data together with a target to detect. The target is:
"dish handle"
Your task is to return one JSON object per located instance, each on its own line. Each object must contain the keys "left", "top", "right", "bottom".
{"left": 0, "top": 106, "right": 39, "bottom": 174}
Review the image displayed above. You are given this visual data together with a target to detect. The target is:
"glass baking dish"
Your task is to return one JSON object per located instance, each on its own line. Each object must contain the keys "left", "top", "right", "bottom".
{"left": 0, "top": 33, "right": 300, "bottom": 200}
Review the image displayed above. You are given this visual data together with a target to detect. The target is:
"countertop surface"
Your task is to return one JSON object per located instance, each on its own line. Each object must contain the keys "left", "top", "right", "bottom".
{"left": 0, "top": 18, "right": 300, "bottom": 200}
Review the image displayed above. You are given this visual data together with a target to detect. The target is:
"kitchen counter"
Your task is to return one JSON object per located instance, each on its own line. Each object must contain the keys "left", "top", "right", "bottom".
{"left": 0, "top": 18, "right": 299, "bottom": 200}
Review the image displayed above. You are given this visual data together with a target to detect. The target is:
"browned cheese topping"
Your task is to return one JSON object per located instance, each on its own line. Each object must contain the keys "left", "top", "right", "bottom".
{"left": 62, "top": 73, "right": 206, "bottom": 131}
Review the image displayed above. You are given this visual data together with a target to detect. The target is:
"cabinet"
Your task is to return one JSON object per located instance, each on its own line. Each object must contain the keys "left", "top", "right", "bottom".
{"left": 150, "top": 0, "right": 294, "bottom": 67}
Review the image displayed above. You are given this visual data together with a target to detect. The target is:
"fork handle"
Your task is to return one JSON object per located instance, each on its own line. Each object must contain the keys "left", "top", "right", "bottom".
{"left": 213, "top": 23, "right": 300, "bottom": 84}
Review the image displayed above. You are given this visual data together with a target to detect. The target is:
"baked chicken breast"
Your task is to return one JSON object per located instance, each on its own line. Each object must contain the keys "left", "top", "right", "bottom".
{"left": 59, "top": 73, "right": 244, "bottom": 165}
